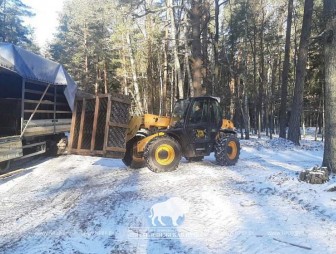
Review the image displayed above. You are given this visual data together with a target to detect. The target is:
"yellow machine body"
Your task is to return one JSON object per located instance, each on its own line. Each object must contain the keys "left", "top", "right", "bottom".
{"left": 126, "top": 114, "right": 235, "bottom": 154}
{"left": 221, "top": 119, "right": 235, "bottom": 130}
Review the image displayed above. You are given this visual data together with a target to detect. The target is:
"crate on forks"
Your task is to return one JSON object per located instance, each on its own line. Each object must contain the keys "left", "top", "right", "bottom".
{"left": 69, "top": 93, "right": 131, "bottom": 158}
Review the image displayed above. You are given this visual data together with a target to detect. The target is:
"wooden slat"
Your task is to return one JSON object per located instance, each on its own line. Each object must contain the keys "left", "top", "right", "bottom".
{"left": 26, "top": 88, "right": 65, "bottom": 98}
{"left": 25, "top": 89, "right": 58, "bottom": 98}
{"left": 23, "top": 126, "right": 70, "bottom": 137}
{"left": 95, "top": 94, "right": 109, "bottom": 98}
{"left": 70, "top": 149, "right": 104, "bottom": 156}
{"left": 24, "top": 110, "right": 71, "bottom": 114}
{"left": 21, "top": 79, "right": 25, "bottom": 133}
{"left": 23, "top": 124, "right": 70, "bottom": 134}
{"left": 68, "top": 101, "right": 78, "bottom": 150}
{"left": 24, "top": 99, "right": 68, "bottom": 106}
{"left": 22, "top": 141, "right": 46, "bottom": 149}
{"left": 23, "top": 119, "right": 72, "bottom": 127}
{"left": 105, "top": 147, "right": 126, "bottom": 152}
{"left": 109, "top": 121, "right": 129, "bottom": 128}
{"left": 78, "top": 99, "right": 86, "bottom": 150}
{"left": 53, "top": 85, "right": 57, "bottom": 134}
{"left": 91, "top": 97, "right": 100, "bottom": 152}
{"left": 103, "top": 95, "right": 112, "bottom": 155}
{"left": 110, "top": 96, "right": 131, "bottom": 104}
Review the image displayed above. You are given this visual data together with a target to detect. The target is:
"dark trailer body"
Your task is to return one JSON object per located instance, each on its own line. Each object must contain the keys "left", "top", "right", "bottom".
{"left": 0, "top": 43, "right": 77, "bottom": 167}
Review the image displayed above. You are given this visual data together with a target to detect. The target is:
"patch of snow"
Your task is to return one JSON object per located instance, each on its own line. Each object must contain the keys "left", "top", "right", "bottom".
{"left": 1, "top": 132, "right": 336, "bottom": 253}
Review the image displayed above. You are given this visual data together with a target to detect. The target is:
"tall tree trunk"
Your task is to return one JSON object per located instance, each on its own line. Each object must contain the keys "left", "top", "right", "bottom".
{"left": 145, "top": 2, "right": 154, "bottom": 113}
{"left": 84, "top": 23, "right": 89, "bottom": 92}
{"left": 258, "top": 3, "right": 265, "bottom": 139}
{"left": 270, "top": 55, "right": 278, "bottom": 139}
{"left": 182, "top": 19, "right": 193, "bottom": 97}
{"left": 202, "top": 0, "right": 210, "bottom": 92}
{"left": 190, "top": 0, "right": 203, "bottom": 96}
{"left": 279, "top": 0, "right": 294, "bottom": 138}
{"left": 103, "top": 60, "right": 108, "bottom": 94}
{"left": 241, "top": 0, "right": 250, "bottom": 139}
{"left": 184, "top": 40, "right": 194, "bottom": 97}
{"left": 126, "top": 31, "right": 143, "bottom": 115}
{"left": 229, "top": 78, "right": 235, "bottom": 120}
{"left": 322, "top": 0, "right": 336, "bottom": 172}
{"left": 163, "top": 26, "right": 169, "bottom": 115}
{"left": 288, "top": 0, "right": 314, "bottom": 145}
{"left": 213, "top": 0, "right": 220, "bottom": 96}
{"left": 167, "top": 0, "right": 184, "bottom": 99}
{"left": 253, "top": 25, "right": 258, "bottom": 135}
{"left": 159, "top": 58, "right": 164, "bottom": 115}
{"left": 122, "top": 50, "right": 128, "bottom": 96}
{"left": 242, "top": 90, "right": 250, "bottom": 139}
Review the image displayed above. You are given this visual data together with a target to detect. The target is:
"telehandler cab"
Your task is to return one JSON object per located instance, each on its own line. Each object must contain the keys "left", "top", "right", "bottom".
{"left": 122, "top": 96, "right": 240, "bottom": 173}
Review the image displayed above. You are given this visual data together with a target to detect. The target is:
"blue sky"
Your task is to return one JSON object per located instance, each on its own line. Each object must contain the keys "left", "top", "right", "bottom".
{"left": 23, "top": 0, "right": 64, "bottom": 48}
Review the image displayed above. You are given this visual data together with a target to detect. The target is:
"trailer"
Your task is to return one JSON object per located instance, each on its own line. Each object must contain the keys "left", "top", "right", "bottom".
{"left": 0, "top": 43, "right": 77, "bottom": 170}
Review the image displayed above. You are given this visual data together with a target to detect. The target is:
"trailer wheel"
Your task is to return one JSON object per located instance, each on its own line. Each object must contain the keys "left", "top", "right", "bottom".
{"left": 215, "top": 135, "right": 240, "bottom": 166}
{"left": 0, "top": 160, "right": 11, "bottom": 171}
{"left": 46, "top": 139, "right": 58, "bottom": 156}
{"left": 46, "top": 134, "right": 67, "bottom": 156}
{"left": 144, "top": 136, "right": 181, "bottom": 173}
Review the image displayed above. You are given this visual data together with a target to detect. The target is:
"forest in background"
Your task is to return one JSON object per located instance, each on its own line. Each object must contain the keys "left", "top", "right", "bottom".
{"left": 1, "top": 0, "right": 336, "bottom": 170}
{"left": 45, "top": 0, "right": 325, "bottom": 143}
{"left": 0, "top": 0, "right": 325, "bottom": 137}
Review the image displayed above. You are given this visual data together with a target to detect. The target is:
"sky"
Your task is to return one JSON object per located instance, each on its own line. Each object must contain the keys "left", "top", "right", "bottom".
{"left": 23, "top": 0, "right": 65, "bottom": 48}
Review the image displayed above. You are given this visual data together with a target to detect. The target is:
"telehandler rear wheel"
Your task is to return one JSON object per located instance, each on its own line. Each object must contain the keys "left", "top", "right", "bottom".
{"left": 215, "top": 135, "right": 240, "bottom": 166}
{"left": 144, "top": 136, "right": 181, "bottom": 173}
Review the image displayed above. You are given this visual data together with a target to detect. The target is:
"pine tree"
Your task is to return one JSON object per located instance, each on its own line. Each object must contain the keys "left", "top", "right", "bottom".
{"left": 322, "top": 0, "right": 336, "bottom": 172}
{"left": 0, "top": 0, "right": 35, "bottom": 46}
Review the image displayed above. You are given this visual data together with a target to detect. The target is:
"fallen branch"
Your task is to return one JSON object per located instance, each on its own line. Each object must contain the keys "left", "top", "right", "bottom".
{"left": 273, "top": 238, "right": 312, "bottom": 250}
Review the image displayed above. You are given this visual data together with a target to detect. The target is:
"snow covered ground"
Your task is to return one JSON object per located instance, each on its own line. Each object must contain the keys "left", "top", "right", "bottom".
{"left": 1, "top": 130, "right": 336, "bottom": 253}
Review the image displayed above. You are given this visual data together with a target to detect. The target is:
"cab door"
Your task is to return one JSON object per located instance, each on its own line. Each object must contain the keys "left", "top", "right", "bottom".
{"left": 184, "top": 98, "right": 222, "bottom": 157}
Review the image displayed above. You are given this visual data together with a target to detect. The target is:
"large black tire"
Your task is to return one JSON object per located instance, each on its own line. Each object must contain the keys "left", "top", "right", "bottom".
{"left": 46, "top": 134, "right": 67, "bottom": 156}
{"left": 215, "top": 135, "right": 240, "bottom": 166}
{"left": 144, "top": 136, "right": 181, "bottom": 173}
{"left": 0, "top": 160, "right": 11, "bottom": 171}
{"left": 122, "top": 137, "right": 146, "bottom": 169}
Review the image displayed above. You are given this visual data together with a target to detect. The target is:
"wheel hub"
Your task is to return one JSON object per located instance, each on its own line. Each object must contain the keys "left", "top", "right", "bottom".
{"left": 155, "top": 144, "right": 175, "bottom": 166}
{"left": 158, "top": 150, "right": 169, "bottom": 160}
{"left": 227, "top": 141, "right": 237, "bottom": 160}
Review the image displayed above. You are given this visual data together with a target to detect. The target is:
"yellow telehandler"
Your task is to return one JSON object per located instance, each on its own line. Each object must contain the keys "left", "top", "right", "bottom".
{"left": 122, "top": 96, "right": 240, "bottom": 172}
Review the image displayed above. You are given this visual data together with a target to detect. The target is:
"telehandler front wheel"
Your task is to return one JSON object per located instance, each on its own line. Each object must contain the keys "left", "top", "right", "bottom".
{"left": 122, "top": 137, "right": 146, "bottom": 169}
{"left": 215, "top": 135, "right": 240, "bottom": 166}
{"left": 144, "top": 136, "right": 181, "bottom": 173}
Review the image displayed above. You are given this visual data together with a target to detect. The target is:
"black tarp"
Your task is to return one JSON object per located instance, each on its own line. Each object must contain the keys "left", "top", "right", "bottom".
{"left": 0, "top": 42, "right": 77, "bottom": 111}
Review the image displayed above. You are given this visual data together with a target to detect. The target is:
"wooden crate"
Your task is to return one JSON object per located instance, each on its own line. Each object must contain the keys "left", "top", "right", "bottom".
{"left": 69, "top": 94, "right": 131, "bottom": 159}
